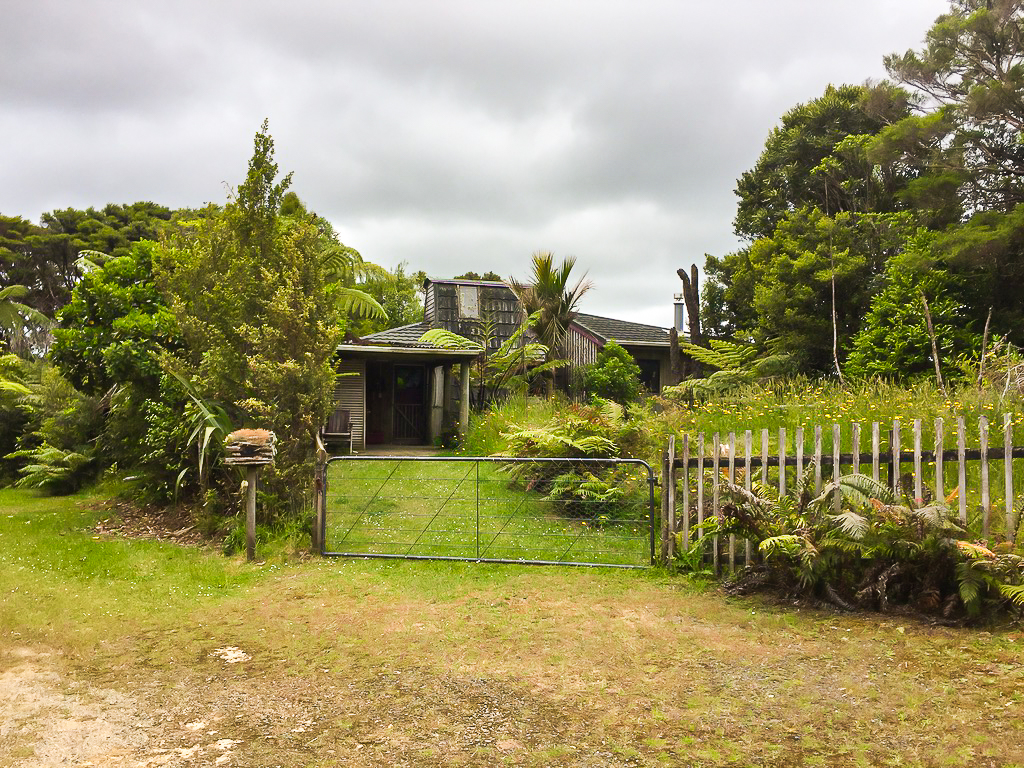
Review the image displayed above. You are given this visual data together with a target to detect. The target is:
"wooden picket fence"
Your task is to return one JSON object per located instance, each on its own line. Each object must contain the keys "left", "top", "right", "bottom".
{"left": 659, "top": 415, "right": 1024, "bottom": 571}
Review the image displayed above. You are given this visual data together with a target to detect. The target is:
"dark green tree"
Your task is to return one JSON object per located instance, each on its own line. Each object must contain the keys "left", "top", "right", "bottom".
{"left": 52, "top": 241, "right": 177, "bottom": 396}
{"left": 845, "top": 232, "right": 981, "bottom": 380}
{"left": 155, "top": 120, "right": 379, "bottom": 517}
{"left": 731, "top": 210, "right": 919, "bottom": 373}
{"left": 1, "top": 203, "right": 175, "bottom": 324}
{"left": 880, "top": 0, "right": 1024, "bottom": 213}
{"left": 734, "top": 84, "right": 913, "bottom": 242}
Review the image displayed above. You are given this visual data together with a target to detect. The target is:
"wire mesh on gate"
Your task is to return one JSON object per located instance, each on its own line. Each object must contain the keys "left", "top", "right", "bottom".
{"left": 321, "top": 456, "right": 656, "bottom": 567}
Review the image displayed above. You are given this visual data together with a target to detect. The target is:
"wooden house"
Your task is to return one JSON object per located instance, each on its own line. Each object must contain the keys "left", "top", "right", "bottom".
{"left": 329, "top": 278, "right": 674, "bottom": 451}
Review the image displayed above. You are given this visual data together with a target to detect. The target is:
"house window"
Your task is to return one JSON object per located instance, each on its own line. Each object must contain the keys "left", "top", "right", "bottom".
{"left": 457, "top": 285, "right": 480, "bottom": 318}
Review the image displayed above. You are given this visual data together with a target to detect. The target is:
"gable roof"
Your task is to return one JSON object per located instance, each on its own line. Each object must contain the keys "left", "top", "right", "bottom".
{"left": 572, "top": 313, "right": 670, "bottom": 347}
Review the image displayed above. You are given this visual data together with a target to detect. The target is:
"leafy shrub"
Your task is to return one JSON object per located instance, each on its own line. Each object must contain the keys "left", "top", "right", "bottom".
{"left": 5, "top": 366, "right": 103, "bottom": 494}
{"left": 845, "top": 246, "right": 980, "bottom": 382}
{"left": 497, "top": 398, "right": 648, "bottom": 522}
{"left": 0, "top": 355, "right": 35, "bottom": 484}
{"left": 663, "top": 339, "right": 793, "bottom": 400}
{"left": 580, "top": 340, "right": 643, "bottom": 404}
{"left": 11, "top": 444, "right": 96, "bottom": 494}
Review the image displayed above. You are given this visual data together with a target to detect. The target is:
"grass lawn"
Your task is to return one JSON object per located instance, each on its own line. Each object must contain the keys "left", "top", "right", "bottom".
{"left": 325, "top": 458, "right": 653, "bottom": 566}
{"left": 1, "top": 487, "right": 1023, "bottom": 767}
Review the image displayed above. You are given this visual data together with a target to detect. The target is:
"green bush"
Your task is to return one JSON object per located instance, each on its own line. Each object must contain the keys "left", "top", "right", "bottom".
{"left": 4, "top": 366, "right": 104, "bottom": 494}
{"left": 580, "top": 340, "right": 643, "bottom": 404}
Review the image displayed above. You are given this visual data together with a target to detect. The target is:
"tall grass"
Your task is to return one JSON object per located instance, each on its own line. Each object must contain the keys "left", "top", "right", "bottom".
{"left": 669, "top": 377, "right": 1024, "bottom": 449}
{"left": 457, "top": 394, "right": 561, "bottom": 456}
{"left": 461, "top": 380, "right": 1024, "bottom": 546}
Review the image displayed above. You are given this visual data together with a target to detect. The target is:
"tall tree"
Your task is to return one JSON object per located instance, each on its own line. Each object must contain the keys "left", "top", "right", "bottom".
{"left": 1, "top": 203, "right": 175, "bottom": 322}
{"left": 738, "top": 210, "right": 919, "bottom": 373}
{"left": 845, "top": 232, "right": 981, "bottom": 381}
{"left": 155, "top": 120, "right": 381, "bottom": 517}
{"left": 880, "top": 0, "right": 1024, "bottom": 213}
{"left": 706, "top": 83, "right": 921, "bottom": 372}
{"left": 734, "top": 84, "right": 913, "bottom": 241}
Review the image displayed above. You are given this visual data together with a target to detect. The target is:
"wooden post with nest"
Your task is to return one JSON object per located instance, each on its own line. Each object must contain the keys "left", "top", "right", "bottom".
{"left": 224, "top": 429, "right": 277, "bottom": 562}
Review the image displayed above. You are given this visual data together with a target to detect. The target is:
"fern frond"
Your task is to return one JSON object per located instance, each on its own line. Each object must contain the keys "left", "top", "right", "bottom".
{"left": 418, "top": 329, "right": 483, "bottom": 351}
{"left": 594, "top": 399, "right": 624, "bottom": 425}
{"left": 829, "top": 510, "right": 870, "bottom": 539}
{"left": 759, "top": 535, "right": 805, "bottom": 558}
{"left": 998, "top": 583, "right": 1024, "bottom": 608}
{"left": 955, "top": 540, "right": 997, "bottom": 559}
{"left": 335, "top": 287, "right": 387, "bottom": 319}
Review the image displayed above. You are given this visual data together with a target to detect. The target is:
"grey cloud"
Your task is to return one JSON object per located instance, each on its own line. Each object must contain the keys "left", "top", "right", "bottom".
{"left": 1, "top": 0, "right": 949, "bottom": 323}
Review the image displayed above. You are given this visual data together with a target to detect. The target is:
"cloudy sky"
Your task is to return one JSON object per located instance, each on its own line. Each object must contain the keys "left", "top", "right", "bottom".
{"left": 3, "top": 0, "right": 949, "bottom": 326}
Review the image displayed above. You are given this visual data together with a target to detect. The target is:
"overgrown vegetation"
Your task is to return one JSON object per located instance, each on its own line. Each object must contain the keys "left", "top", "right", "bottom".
{"left": 2, "top": 122, "right": 389, "bottom": 541}
{"left": 714, "top": 468, "right": 1024, "bottom": 620}
{"left": 704, "top": 2, "right": 1024, "bottom": 383}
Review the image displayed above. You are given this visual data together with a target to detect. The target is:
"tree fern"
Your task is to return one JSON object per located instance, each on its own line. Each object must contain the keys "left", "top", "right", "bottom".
{"left": 999, "top": 583, "right": 1024, "bottom": 608}
{"left": 10, "top": 443, "right": 95, "bottom": 493}
{"left": 418, "top": 329, "right": 483, "bottom": 351}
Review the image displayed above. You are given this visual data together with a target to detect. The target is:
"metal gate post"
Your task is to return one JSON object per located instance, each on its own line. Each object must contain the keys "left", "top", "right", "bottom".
{"left": 475, "top": 459, "right": 480, "bottom": 560}
{"left": 649, "top": 467, "right": 658, "bottom": 566}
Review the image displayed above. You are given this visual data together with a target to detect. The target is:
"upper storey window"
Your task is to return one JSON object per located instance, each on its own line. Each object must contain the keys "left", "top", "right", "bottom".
{"left": 458, "top": 285, "right": 480, "bottom": 319}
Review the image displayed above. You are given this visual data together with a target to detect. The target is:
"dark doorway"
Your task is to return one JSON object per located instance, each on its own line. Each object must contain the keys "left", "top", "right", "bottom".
{"left": 392, "top": 364, "right": 426, "bottom": 443}
{"left": 365, "top": 362, "right": 391, "bottom": 444}
{"left": 636, "top": 359, "right": 661, "bottom": 393}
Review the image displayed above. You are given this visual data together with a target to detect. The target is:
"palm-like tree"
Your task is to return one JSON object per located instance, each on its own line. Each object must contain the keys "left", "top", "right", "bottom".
{"left": 508, "top": 252, "right": 591, "bottom": 394}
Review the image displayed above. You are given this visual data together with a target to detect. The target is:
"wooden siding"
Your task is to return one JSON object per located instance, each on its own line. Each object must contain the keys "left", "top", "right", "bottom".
{"left": 424, "top": 285, "right": 435, "bottom": 324}
{"left": 567, "top": 325, "right": 600, "bottom": 370}
{"left": 426, "top": 281, "right": 522, "bottom": 350}
{"left": 333, "top": 359, "right": 366, "bottom": 450}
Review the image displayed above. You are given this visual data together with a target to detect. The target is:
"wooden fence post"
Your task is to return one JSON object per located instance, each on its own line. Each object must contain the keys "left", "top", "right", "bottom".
{"left": 1005, "top": 413, "right": 1016, "bottom": 544}
{"left": 670, "top": 415, "right": 1020, "bottom": 573}
{"left": 981, "top": 416, "right": 990, "bottom": 539}
{"left": 662, "top": 435, "right": 676, "bottom": 564}
{"left": 681, "top": 435, "right": 690, "bottom": 552}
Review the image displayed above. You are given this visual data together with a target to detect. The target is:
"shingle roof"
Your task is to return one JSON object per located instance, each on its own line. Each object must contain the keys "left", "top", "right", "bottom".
{"left": 573, "top": 313, "right": 671, "bottom": 346}
{"left": 359, "top": 322, "right": 435, "bottom": 348}
{"left": 349, "top": 311, "right": 671, "bottom": 351}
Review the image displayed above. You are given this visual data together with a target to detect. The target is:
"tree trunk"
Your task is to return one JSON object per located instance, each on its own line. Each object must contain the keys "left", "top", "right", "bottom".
{"left": 677, "top": 265, "right": 703, "bottom": 378}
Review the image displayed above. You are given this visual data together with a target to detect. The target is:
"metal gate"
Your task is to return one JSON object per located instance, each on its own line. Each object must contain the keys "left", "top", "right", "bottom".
{"left": 318, "top": 456, "right": 656, "bottom": 568}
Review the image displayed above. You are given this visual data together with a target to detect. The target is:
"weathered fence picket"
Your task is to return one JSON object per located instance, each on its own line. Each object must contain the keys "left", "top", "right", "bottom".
{"left": 663, "top": 416, "right": 1022, "bottom": 571}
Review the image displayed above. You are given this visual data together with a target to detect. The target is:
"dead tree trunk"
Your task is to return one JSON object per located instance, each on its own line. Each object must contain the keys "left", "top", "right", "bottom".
{"left": 677, "top": 265, "right": 704, "bottom": 378}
